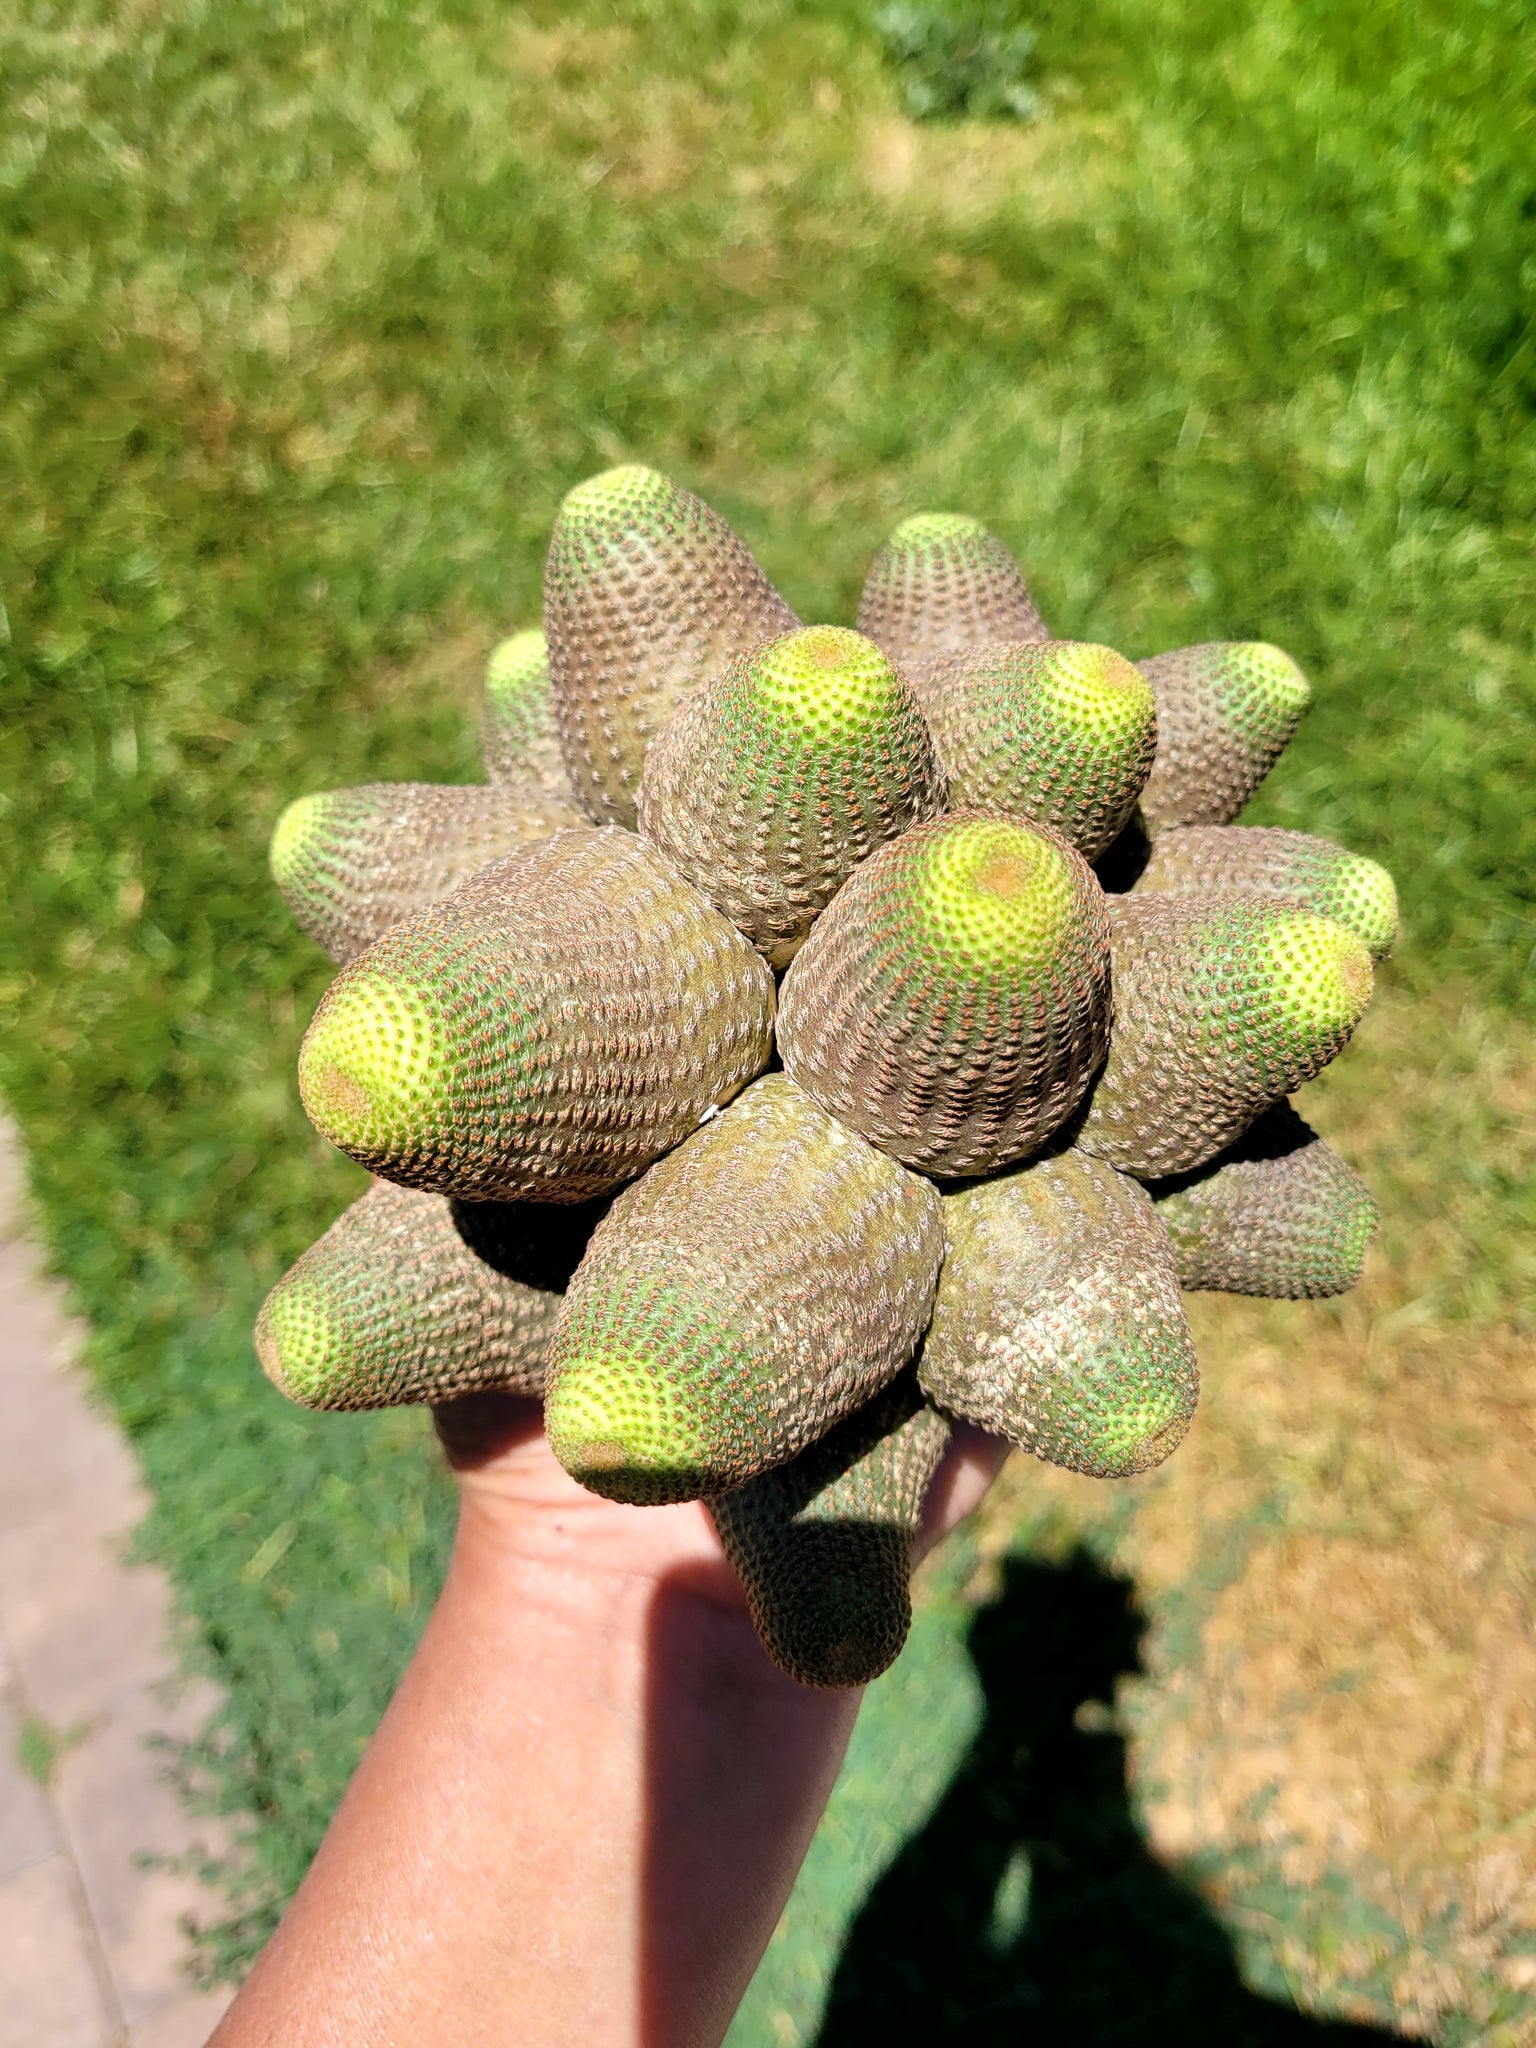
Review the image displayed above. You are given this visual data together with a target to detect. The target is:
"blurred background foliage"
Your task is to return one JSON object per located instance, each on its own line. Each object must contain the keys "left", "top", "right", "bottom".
{"left": 874, "top": 0, "right": 1042, "bottom": 123}
{"left": 1, "top": 0, "right": 1532, "bottom": 2036}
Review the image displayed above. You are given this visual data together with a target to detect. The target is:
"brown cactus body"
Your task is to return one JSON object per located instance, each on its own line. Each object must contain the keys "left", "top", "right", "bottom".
{"left": 639, "top": 625, "right": 944, "bottom": 966}
{"left": 544, "top": 465, "right": 798, "bottom": 829}
{"left": 1135, "top": 824, "right": 1398, "bottom": 960}
{"left": 1136, "top": 641, "right": 1310, "bottom": 831}
{"left": 857, "top": 513, "right": 1048, "bottom": 675}
{"left": 1145, "top": 1101, "right": 1380, "bottom": 1297}
{"left": 919, "top": 639, "right": 1157, "bottom": 858}
{"left": 271, "top": 781, "right": 580, "bottom": 964}
{"left": 921, "top": 1150, "right": 1197, "bottom": 1476}
{"left": 1075, "top": 893, "right": 1373, "bottom": 1177}
{"left": 710, "top": 1375, "right": 951, "bottom": 1687}
{"left": 298, "top": 828, "right": 775, "bottom": 1202}
{"left": 543, "top": 1075, "right": 945, "bottom": 1504}
{"left": 255, "top": 1182, "right": 570, "bottom": 1410}
{"left": 778, "top": 814, "right": 1111, "bottom": 1176}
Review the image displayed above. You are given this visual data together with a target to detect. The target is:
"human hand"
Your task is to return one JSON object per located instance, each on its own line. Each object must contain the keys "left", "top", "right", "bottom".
{"left": 433, "top": 1384, "right": 1010, "bottom": 1632}
{"left": 214, "top": 1391, "right": 1007, "bottom": 2048}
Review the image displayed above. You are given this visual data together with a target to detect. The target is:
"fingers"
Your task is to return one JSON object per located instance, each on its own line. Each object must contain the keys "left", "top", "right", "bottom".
{"left": 432, "top": 1390, "right": 547, "bottom": 1470}
{"left": 915, "top": 1421, "right": 1013, "bottom": 1564}
{"left": 433, "top": 1392, "right": 1011, "bottom": 1605}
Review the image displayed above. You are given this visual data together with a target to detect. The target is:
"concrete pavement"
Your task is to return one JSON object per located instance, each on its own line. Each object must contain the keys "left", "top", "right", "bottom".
{"left": 0, "top": 1122, "right": 233, "bottom": 2047}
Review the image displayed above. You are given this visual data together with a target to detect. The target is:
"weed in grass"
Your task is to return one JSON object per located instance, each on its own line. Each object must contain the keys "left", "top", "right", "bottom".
{"left": 14, "top": 1712, "right": 88, "bottom": 1788}
{"left": 873, "top": 1, "right": 1042, "bottom": 124}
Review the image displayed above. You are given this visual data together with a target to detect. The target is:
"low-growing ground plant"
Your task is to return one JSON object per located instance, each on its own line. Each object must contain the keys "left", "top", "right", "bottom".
{"left": 873, "top": 0, "right": 1042, "bottom": 123}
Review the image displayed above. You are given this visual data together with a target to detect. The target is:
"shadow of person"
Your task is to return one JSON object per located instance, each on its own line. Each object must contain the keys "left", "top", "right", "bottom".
{"left": 817, "top": 1549, "right": 1407, "bottom": 2046}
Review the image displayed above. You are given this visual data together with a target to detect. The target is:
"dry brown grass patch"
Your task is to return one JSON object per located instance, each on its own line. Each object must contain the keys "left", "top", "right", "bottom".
{"left": 975, "top": 982, "right": 1536, "bottom": 2038}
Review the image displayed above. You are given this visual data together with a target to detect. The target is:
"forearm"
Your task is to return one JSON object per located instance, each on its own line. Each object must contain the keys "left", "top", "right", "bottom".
{"left": 212, "top": 1493, "right": 860, "bottom": 2048}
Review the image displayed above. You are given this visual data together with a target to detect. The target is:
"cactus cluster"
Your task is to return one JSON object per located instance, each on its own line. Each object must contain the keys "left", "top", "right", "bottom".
{"left": 259, "top": 466, "right": 1394, "bottom": 1689}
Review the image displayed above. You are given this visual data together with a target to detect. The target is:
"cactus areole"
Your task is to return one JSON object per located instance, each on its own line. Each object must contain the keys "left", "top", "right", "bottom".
{"left": 260, "top": 464, "right": 1392, "bottom": 1689}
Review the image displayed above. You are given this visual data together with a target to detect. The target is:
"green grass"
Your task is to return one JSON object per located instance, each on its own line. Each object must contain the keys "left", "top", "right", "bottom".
{"left": 1, "top": 0, "right": 1532, "bottom": 2031}
{"left": 14, "top": 1711, "right": 87, "bottom": 1788}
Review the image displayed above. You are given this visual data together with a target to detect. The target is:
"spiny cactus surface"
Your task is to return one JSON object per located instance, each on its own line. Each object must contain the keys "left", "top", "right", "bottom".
{"left": 777, "top": 812, "right": 1112, "bottom": 1176}
{"left": 639, "top": 624, "right": 944, "bottom": 966}
{"left": 297, "top": 827, "right": 775, "bottom": 1201}
{"left": 857, "top": 512, "right": 1048, "bottom": 673}
{"left": 256, "top": 1181, "right": 564, "bottom": 1410}
{"left": 1136, "top": 640, "right": 1311, "bottom": 832}
{"left": 917, "top": 639, "right": 1158, "bottom": 859}
{"left": 545, "top": 1073, "right": 944, "bottom": 1504}
{"left": 544, "top": 463, "right": 798, "bottom": 829}
{"left": 271, "top": 781, "right": 581, "bottom": 964}
{"left": 1075, "top": 893, "right": 1373, "bottom": 1178}
{"left": 261, "top": 468, "right": 1394, "bottom": 1686}
{"left": 1145, "top": 1100, "right": 1380, "bottom": 1297}
{"left": 710, "top": 1373, "right": 951, "bottom": 1688}
{"left": 481, "top": 628, "right": 577, "bottom": 807}
{"left": 1134, "top": 823, "right": 1399, "bottom": 960}
{"left": 921, "top": 1150, "right": 1198, "bottom": 1477}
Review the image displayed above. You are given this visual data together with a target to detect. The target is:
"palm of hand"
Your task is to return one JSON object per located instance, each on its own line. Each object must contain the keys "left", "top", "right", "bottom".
{"left": 436, "top": 1389, "right": 1009, "bottom": 1639}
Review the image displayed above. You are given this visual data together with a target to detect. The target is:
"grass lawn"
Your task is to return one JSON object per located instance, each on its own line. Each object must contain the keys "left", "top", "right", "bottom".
{"left": 2, "top": 0, "right": 1533, "bottom": 2037}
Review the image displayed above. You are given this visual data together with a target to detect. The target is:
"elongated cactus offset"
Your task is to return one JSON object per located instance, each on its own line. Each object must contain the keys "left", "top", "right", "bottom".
{"left": 778, "top": 813, "right": 1112, "bottom": 1176}
{"left": 271, "top": 781, "right": 581, "bottom": 964}
{"left": 1136, "top": 641, "right": 1311, "bottom": 832}
{"left": 639, "top": 625, "right": 945, "bottom": 966}
{"left": 546, "top": 1073, "right": 943, "bottom": 1504}
{"left": 1146, "top": 1101, "right": 1380, "bottom": 1297}
{"left": 1075, "top": 893, "right": 1373, "bottom": 1177}
{"left": 916, "top": 640, "right": 1158, "bottom": 858}
{"left": 1134, "top": 824, "right": 1399, "bottom": 960}
{"left": 262, "top": 468, "right": 1394, "bottom": 1686}
{"left": 711, "top": 1374, "right": 951, "bottom": 1687}
{"left": 256, "top": 1181, "right": 568, "bottom": 1410}
{"left": 298, "top": 828, "right": 775, "bottom": 1201}
{"left": 481, "top": 629, "right": 576, "bottom": 806}
{"left": 921, "top": 1150, "right": 1198, "bottom": 1477}
{"left": 544, "top": 464, "right": 799, "bottom": 829}
{"left": 858, "top": 512, "right": 1048, "bottom": 672}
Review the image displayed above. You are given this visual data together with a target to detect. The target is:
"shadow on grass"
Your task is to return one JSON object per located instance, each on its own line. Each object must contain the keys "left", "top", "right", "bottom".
{"left": 818, "top": 1550, "right": 1406, "bottom": 2047}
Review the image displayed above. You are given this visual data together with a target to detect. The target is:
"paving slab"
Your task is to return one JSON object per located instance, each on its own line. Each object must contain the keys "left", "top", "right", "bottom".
{"left": 0, "top": 1517, "right": 180, "bottom": 1732}
{"left": 0, "top": 1855, "right": 117, "bottom": 2048}
{"left": 0, "top": 1119, "right": 233, "bottom": 2048}
{"left": 0, "top": 1681, "right": 62, "bottom": 1883}
{"left": 127, "top": 1987, "right": 234, "bottom": 2048}
{"left": 55, "top": 1675, "right": 228, "bottom": 2026}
